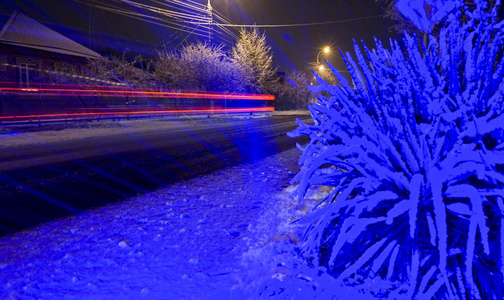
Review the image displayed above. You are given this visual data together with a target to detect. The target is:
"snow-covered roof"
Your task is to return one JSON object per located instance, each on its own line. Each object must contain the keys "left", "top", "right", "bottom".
{"left": 0, "top": 11, "right": 101, "bottom": 59}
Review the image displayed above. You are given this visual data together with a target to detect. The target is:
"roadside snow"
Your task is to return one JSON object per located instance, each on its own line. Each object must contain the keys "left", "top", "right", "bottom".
{"left": 0, "top": 110, "right": 389, "bottom": 299}
{"left": 0, "top": 147, "right": 344, "bottom": 299}
{"left": 0, "top": 111, "right": 307, "bottom": 149}
{"left": 0, "top": 113, "right": 264, "bottom": 149}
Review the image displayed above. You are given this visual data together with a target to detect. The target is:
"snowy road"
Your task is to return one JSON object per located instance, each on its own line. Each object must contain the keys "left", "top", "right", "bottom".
{"left": 0, "top": 147, "right": 321, "bottom": 299}
{"left": 0, "top": 113, "right": 310, "bottom": 171}
{"left": 0, "top": 113, "right": 311, "bottom": 235}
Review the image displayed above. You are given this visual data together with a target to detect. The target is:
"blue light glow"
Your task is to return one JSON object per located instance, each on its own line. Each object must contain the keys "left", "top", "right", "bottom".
{"left": 0, "top": 133, "right": 20, "bottom": 139}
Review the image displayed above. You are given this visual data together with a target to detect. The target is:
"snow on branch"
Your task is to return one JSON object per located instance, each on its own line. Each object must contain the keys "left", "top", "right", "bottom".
{"left": 290, "top": 0, "right": 504, "bottom": 298}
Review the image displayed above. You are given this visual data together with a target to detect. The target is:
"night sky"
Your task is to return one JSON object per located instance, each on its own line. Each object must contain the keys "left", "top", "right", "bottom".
{"left": 0, "top": 0, "right": 395, "bottom": 75}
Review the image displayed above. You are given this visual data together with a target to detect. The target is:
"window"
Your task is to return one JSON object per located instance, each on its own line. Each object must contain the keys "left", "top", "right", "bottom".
{"left": 18, "top": 63, "right": 39, "bottom": 88}
{"left": 54, "top": 63, "right": 76, "bottom": 81}
{"left": 54, "top": 63, "right": 74, "bottom": 74}
{"left": 0, "top": 56, "right": 6, "bottom": 72}
{"left": 56, "top": 67, "right": 70, "bottom": 74}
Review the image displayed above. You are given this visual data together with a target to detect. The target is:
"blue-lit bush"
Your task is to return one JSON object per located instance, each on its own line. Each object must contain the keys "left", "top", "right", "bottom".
{"left": 289, "top": 1, "right": 504, "bottom": 299}
{"left": 154, "top": 42, "right": 250, "bottom": 93}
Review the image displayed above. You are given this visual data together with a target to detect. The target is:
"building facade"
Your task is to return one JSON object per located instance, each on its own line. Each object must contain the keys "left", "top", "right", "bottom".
{"left": 0, "top": 11, "right": 101, "bottom": 88}
{"left": 0, "top": 11, "right": 104, "bottom": 115}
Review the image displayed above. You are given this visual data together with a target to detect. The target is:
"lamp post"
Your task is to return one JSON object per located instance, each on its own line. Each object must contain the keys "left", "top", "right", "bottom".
{"left": 311, "top": 46, "right": 330, "bottom": 85}
{"left": 207, "top": 0, "right": 214, "bottom": 111}
{"left": 207, "top": 0, "right": 213, "bottom": 43}
{"left": 316, "top": 46, "right": 330, "bottom": 65}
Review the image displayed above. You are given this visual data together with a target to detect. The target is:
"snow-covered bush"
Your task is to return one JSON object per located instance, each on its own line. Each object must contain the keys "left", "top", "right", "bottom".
{"left": 274, "top": 70, "right": 314, "bottom": 111}
{"left": 86, "top": 52, "right": 157, "bottom": 88}
{"left": 154, "top": 42, "right": 249, "bottom": 92}
{"left": 289, "top": 1, "right": 504, "bottom": 298}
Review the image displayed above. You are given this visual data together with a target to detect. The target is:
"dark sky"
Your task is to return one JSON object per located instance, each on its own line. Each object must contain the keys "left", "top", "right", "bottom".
{"left": 213, "top": 0, "right": 394, "bottom": 73}
{"left": 0, "top": 0, "right": 395, "bottom": 75}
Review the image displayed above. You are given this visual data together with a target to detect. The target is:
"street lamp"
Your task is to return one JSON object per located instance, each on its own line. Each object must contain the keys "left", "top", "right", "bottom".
{"left": 311, "top": 46, "right": 330, "bottom": 85}
{"left": 316, "top": 46, "right": 330, "bottom": 65}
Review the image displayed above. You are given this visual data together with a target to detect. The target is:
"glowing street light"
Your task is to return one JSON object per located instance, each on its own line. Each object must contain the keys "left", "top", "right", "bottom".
{"left": 316, "top": 46, "right": 330, "bottom": 73}
{"left": 316, "top": 46, "right": 330, "bottom": 65}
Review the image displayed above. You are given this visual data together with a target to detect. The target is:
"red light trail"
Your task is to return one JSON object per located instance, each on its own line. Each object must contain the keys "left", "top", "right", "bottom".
{"left": 0, "top": 84, "right": 275, "bottom": 101}
{"left": 0, "top": 107, "right": 275, "bottom": 121}
{"left": 0, "top": 82, "right": 276, "bottom": 123}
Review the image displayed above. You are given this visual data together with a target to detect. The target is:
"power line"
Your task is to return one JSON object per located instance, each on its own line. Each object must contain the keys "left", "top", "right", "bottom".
{"left": 70, "top": 0, "right": 240, "bottom": 47}
{"left": 192, "top": 15, "right": 384, "bottom": 28}
{"left": 71, "top": 0, "right": 212, "bottom": 39}
{"left": 121, "top": 0, "right": 208, "bottom": 22}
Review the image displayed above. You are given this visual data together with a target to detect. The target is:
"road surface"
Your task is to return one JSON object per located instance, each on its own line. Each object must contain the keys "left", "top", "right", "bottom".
{"left": 0, "top": 112, "right": 311, "bottom": 235}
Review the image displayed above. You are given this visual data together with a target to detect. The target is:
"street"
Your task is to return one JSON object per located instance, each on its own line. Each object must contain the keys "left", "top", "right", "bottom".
{"left": 0, "top": 112, "right": 311, "bottom": 235}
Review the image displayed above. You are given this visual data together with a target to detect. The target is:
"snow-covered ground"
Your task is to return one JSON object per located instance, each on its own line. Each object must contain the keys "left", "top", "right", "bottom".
{"left": 0, "top": 147, "right": 335, "bottom": 299}
{"left": 0, "top": 111, "right": 376, "bottom": 299}
{"left": 0, "top": 147, "right": 377, "bottom": 299}
{"left": 0, "top": 112, "right": 269, "bottom": 148}
{"left": 0, "top": 111, "right": 308, "bottom": 149}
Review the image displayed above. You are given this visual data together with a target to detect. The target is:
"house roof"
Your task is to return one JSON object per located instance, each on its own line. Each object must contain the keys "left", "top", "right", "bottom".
{"left": 0, "top": 11, "right": 101, "bottom": 59}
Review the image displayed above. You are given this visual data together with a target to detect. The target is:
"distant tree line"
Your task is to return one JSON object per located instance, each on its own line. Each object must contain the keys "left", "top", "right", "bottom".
{"left": 53, "top": 28, "right": 314, "bottom": 111}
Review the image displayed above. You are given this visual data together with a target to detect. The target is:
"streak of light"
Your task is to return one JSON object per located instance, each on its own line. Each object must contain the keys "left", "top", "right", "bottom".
{"left": 0, "top": 133, "right": 20, "bottom": 139}
{"left": 0, "top": 86, "right": 275, "bottom": 100}
{"left": 0, "top": 107, "right": 275, "bottom": 120}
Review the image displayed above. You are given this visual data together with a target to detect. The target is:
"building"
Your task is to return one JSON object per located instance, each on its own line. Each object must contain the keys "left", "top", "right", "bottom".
{"left": 0, "top": 11, "right": 101, "bottom": 88}
{"left": 0, "top": 11, "right": 105, "bottom": 116}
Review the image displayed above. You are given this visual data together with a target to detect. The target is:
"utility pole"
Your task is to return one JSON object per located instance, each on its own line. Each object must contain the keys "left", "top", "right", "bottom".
{"left": 207, "top": 0, "right": 215, "bottom": 111}
{"left": 88, "top": 0, "right": 92, "bottom": 48}
{"left": 207, "top": 0, "right": 213, "bottom": 44}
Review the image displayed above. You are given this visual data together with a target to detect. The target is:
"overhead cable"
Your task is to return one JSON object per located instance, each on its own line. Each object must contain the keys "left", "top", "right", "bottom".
{"left": 193, "top": 15, "right": 384, "bottom": 28}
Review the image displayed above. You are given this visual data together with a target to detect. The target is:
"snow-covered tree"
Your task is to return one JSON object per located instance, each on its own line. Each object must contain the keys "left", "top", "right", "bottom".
{"left": 98, "top": 52, "right": 157, "bottom": 88}
{"left": 374, "top": 0, "right": 420, "bottom": 36}
{"left": 290, "top": 0, "right": 504, "bottom": 298}
{"left": 275, "top": 70, "right": 313, "bottom": 110}
{"left": 154, "top": 42, "right": 248, "bottom": 92}
{"left": 376, "top": 0, "right": 502, "bottom": 38}
{"left": 231, "top": 28, "right": 277, "bottom": 93}
{"left": 44, "top": 53, "right": 149, "bottom": 88}
{"left": 43, "top": 53, "right": 151, "bottom": 109}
